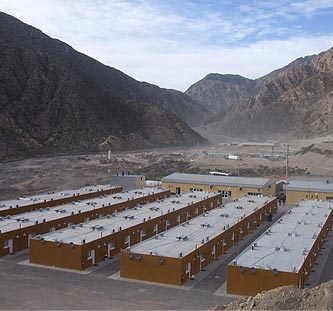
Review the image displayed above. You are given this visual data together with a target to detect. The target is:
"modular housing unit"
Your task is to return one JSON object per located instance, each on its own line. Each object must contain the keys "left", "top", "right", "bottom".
{"left": 161, "top": 173, "right": 276, "bottom": 198}
{"left": 0, "top": 185, "right": 122, "bottom": 217}
{"left": 227, "top": 200, "right": 333, "bottom": 296}
{"left": 120, "top": 196, "right": 277, "bottom": 285}
{"left": 29, "top": 191, "right": 222, "bottom": 270}
{"left": 111, "top": 174, "right": 145, "bottom": 191}
{"left": 0, "top": 188, "right": 169, "bottom": 257}
{"left": 286, "top": 180, "right": 333, "bottom": 204}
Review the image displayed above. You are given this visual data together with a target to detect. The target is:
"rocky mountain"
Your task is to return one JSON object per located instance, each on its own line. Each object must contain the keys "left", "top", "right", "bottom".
{"left": 186, "top": 57, "right": 313, "bottom": 114}
{"left": 186, "top": 73, "right": 256, "bottom": 113}
{"left": 0, "top": 12, "right": 207, "bottom": 160}
{"left": 189, "top": 49, "right": 333, "bottom": 140}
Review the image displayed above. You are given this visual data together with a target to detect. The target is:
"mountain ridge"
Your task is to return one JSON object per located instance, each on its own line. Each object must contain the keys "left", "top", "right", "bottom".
{"left": 0, "top": 12, "right": 207, "bottom": 160}
{"left": 187, "top": 48, "right": 333, "bottom": 140}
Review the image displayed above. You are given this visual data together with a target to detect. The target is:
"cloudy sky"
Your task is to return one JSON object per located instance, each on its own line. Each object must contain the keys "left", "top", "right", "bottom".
{"left": 1, "top": 0, "right": 333, "bottom": 90}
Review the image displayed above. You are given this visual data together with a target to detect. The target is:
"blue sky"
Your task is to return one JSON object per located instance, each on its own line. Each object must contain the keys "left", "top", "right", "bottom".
{"left": 1, "top": 0, "right": 332, "bottom": 90}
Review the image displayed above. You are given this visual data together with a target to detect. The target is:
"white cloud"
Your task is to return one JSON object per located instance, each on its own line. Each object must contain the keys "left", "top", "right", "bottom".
{"left": 0, "top": 0, "right": 332, "bottom": 90}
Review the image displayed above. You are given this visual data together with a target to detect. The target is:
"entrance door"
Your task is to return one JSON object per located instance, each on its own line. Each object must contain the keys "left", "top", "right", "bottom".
{"left": 108, "top": 242, "right": 115, "bottom": 257}
{"left": 186, "top": 262, "right": 191, "bottom": 279}
{"left": 176, "top": 187, "right": 181, "bottom": 194}
{"left": 199, "top": 254, "right": 205, "bottom": 270}
{"left": 88, "top": 249, "right": 96, "bottom": 265}
{"left": 28, "top": 233, "right": 36, "bottom": 247}
{"left": 5, "top": 239, "right": 13, "bottom": 254}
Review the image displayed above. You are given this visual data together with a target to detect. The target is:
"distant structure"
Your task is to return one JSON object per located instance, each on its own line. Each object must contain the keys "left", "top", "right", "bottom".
{"left": 161, "top": 173, "right": 276, "bottom": 198}
{"left": 286, "top": 180, "right": 333, "bottom": 204}
{"left": 111, "top": 172, "right": 145, "bottom": 191}
{"left": 227, "top": 200, "right": 333, "bottom": 296}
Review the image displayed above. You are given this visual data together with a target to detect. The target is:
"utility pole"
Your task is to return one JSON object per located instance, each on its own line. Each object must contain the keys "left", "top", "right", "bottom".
{"left": 271, "top": 144, "right": 275, "bottom": 169}
{"left": 285, "top": 144, "right": 289, "bottom": 179}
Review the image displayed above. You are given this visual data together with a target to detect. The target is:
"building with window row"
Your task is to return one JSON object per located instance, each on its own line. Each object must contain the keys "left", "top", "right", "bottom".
{"left": 286, "top": 180, "right": 333, "bottom": 204}
{"left": 120, "top": 195, "right": 277, "bottom": 285}
{"left": 227, "top": 200, "right": 333, "bottom": 296}
{"left": 161, "top": 173, "right": 276, "bottom": 199}
{"left": 0, "top": 185, "right": 122, "bottom": 217}
{"left": 0, "top": 188, "right": 168, "bottom": 257}
{"left": 29, "top": 191, "right": 222, "bottom": 270}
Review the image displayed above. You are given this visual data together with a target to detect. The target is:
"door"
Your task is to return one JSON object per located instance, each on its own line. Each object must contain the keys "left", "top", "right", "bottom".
{"left": 5, "top": 239, "right": 14, "bottom": 254}
{"left": 176, "top": 187, "right": 181, "bottom": 194}
{"left": 186, "top": 262, "right": 191, "bottom": 279}
{"left": 199, "top": 253, "right": 205, "bottom": 270}
{"left": 28, "top": 233, "right": 36, "bottom": 247}
{"left": 88, "top": 249, "right": 96, "bottom": 265}
{"left": 108, "top": 242, "right": 115, "bottom": 257}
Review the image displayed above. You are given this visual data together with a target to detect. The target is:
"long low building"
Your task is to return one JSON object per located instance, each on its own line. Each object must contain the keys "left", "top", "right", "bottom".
{"left": 29, "top": 191, "right": 222, "bottom": 270}
{"left": 227, "top": 200, "right": 333, "bottom": 296}
{"left": 161, "top": 173, "right": 276, "bottom": 199}
{"left": 120, "top": 196, "right": 277, "bottom": 285}
{"left": 286, "top": 180, "right": 333, "bottom": 204}
{"left": 0, "top": 188, "right": 169, "bottom": 257}
{"left": 0, "top": 184, "right": 122, "bottom": 217}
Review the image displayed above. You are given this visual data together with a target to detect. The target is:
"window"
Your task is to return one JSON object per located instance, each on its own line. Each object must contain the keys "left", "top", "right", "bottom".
{"left": 141, "top": 229, "right": 146, "bottom": 237}
{"left": 248, "top": 192, "right": 261, "bottom": 196}
{"left": 210, "top": 202, "right": 214, "bottom": 208}
{"left": 153, "top": 224, "right": 158, "bottom": 233}
{"left": 221, "top": 190, "right": 232, "bottom": 198}
{"left": 166, "top": 219, "right": 171, "bottom": 226}
{"left": 108, "top": 242, "right": 115, "bottom": 250}
{"left": 195, "top": 207, "right": 199, "bottom": 215}
{"left": 223, "top": 238, "right": 228, "bottom": 246}
{"left": 87, "top": 249, "right": 94, "bottom": 260}
{"left": 3, "top": 240, "right": 10, "bottom": 248}
{"left": 211, "top": 245, "right": 216, "bottom": 255}
{"left": 177, "top": 215, "right": 181, "bottom": 223}
{"left": 124, "top": 235, "right": 130, "bottom": 246}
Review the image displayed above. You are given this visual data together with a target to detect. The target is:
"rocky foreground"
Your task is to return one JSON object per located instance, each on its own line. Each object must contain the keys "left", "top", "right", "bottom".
{"left": 212, "top": 280, "right": 333, "bottom": 310}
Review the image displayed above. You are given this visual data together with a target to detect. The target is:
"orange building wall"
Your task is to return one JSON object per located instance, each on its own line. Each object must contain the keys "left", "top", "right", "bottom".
{"left": 227, "top": 265, "right": 299, "bottom": 296}
{"left": 120, "top": 253, "right": 183, "bottom": 285}
{"left": 29, "top": 239, "right": 83, "bottom": 270}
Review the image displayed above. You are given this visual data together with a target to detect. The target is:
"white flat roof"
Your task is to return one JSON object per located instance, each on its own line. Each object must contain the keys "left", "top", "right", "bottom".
{"left": 286, "top": 180, "right": 333, "bottom": 193}
{"left": 0, "top": 184, "right": 120, "bottom": 212}
{"left": 230, "top": 200, "right": 333, "bottom": 273}
{"left": 0, "top": 188, "right": 163, "bottom": 234}
{"left": 37, "top": 192, "right": 220, "bottom": 245}
{"left": 161, "top": 173, "right": 274, "bottom": 188}
{"left": 128, "top": 196, "right": 276, "bottom": 258}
